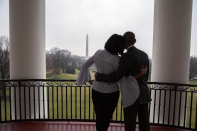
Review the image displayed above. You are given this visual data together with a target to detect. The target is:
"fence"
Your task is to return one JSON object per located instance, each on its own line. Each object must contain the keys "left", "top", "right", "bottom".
{"left": 0, "top": 79, "right": 196, "bottom": 130}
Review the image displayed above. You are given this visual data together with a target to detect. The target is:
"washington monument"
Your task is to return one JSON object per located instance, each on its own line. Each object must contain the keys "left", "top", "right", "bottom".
{"left": 86, "top": 34, "right": 88, "bottom": 57}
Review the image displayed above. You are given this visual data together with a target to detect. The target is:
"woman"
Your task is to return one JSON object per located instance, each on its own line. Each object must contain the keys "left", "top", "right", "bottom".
{"left": 76, "top": 34, "right": 146, "bottom": 131}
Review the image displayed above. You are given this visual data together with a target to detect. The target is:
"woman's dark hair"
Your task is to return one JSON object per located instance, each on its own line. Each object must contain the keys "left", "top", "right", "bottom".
{"left": 104, "top": 34, "right": 124, "bottom": 55}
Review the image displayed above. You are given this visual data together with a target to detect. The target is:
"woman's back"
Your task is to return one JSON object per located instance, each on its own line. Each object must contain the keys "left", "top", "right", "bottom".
{"left": 76, "top": 49, "right": 120, "bottom": 93}
{"left": 94, "top": 50, "right": 119, "bottom": 74}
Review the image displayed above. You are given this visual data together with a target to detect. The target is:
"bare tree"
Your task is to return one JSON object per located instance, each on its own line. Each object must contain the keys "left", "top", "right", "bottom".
{"left": 72, "top": 55, "right": 86, "bottom": 70}
{"left": 47, "top": 47, "right": 71, "bottom": 78}
{"left": 47, "top": 47, "right": 62, "bottom": 78}
{"left": 60, "top": 49, "right": 71, "bottom": 73}
{"left": 46, "top": 52, "right": 53, "bottom": 73}
{"left": 189, "top": 56, "right": 197, "bottom": 80}
{"left": 0, "top": 36, "right": 10, "bottom": 98}
{"left": 71, "top": 60, "right": 77, "bottom": 69}
{"left": 148, "top": 58, "right": 152, "bottom": 81}
{"left": 0, "top": 36, "right": 10, "bottom": 79}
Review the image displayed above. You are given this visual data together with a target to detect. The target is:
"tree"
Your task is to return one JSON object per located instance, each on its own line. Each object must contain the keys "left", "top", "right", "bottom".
{"left": 69, "top": 58, "right": 77, "bottom": 69}
{"left": 72, "top": 55, "right": 86, "bottom": 69}
{"left": 72, "top": 61, "right": 77, "bottom": 69}
{"left": 0, "top": 36, "right": 10, "bottom": 79}
{"left": 65, "top": 68, "right": 75, "bottom": 74}
{"left": 148, "top": 59, "right": 152, "bottom": 81}
{"left": 0, "top": 36, "right": 10, "bottom": 98}
{"left": 47, "top": 47, "right": 71, "bottom": 78}
{"left": 46, "top": 52, "right": 53, "bottom": 73}
{"left": 60, "top": 49, "right": 71, "bottom": 73}
{"left": 70, "top": 68, "right": 76, "bottom": 74}
{"left": 189, "top": 56, "right": 197, "bottom": 79}
{"left": 47, "top": 47, "right": 62, "bottom": 78}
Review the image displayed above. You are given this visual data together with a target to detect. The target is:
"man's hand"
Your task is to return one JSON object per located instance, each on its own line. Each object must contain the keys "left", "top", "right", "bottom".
{"left": 94, "top": 72, "right": 98, "bottom": 78}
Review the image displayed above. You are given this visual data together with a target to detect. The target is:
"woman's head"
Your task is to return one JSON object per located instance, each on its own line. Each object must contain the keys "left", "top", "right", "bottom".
{"left": 104, "top": 34, "right": 125, "bottom": 55}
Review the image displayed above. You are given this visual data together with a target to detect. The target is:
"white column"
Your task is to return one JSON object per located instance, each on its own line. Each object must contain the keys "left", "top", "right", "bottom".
{"left": 150, "top": 0, "right": 193, "bottom": 126}
{"left": 10, "top": 0, "right": 47, "bottom": 120}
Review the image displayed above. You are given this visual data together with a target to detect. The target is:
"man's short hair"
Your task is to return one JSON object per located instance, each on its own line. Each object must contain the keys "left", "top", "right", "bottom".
{"left": 123, "top": 31, "right": 135, "bottom": 44}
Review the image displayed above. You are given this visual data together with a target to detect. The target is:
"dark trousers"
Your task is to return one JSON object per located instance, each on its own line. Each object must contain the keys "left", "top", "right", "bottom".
{"left": 92, "top": 89, "right": 119, "bottom": 131}
{"left": 124, "top": 103, "right": 150, "bottom": 131}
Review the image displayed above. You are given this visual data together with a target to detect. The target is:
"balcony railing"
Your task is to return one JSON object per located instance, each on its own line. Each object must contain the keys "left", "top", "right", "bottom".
{"left": 0, "top": 79, "right": 196, "bottom": 130}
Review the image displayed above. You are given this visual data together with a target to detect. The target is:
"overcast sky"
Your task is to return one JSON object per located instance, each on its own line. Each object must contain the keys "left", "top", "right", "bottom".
{"left": 0, "top": 0, "right": 196, "bottom": 58}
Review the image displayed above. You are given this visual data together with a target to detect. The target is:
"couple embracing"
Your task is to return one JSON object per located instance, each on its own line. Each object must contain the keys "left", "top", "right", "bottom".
{"left": 76, "top": 31, "right": 151, "bottom": 131}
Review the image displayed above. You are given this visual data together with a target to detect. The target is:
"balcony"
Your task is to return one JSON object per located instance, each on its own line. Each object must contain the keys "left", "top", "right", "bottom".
{"left": 2, "top": 0, "right": 195, "bottom": 131}
{"left": 0, "top": 79, "right": 196, "bottom": 131}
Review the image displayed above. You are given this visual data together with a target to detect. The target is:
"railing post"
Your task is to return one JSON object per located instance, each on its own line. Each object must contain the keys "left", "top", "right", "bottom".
{"left": 9, "top": 82, "right": 12, "bottom": 121}
{"left": 195, "top": 97, "right": 197, "bottom": 130}
{"left": 19, "top": 81, "right": 21, "bottom": 121}
{"left": 172, "top": 84, "right": 178, "bottom": 126}
{"left": 3, "top": 81, "right": 7, "bottom": 122}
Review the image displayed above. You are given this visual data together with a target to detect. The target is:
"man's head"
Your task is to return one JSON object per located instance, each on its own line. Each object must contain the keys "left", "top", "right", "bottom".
{"left": 123, "top": 31, "right": 136, "bottom": 49}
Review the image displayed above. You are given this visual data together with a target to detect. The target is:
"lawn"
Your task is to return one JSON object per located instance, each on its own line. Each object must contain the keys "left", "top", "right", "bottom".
{"left": 46, "top": 69, "right": 96, "bottom": 80}
{"left": 189, "top": 80, "right": 197, "bottom": 85}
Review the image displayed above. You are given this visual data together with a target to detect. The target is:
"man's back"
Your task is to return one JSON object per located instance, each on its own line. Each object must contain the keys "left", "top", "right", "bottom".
{"left": 125, "top": 46, "right": 151, "bottom": 104}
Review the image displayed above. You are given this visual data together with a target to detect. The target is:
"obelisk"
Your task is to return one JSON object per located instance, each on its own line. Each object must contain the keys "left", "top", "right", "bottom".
{"left": 86, "top": 34, "right": 88, "bottom": 57}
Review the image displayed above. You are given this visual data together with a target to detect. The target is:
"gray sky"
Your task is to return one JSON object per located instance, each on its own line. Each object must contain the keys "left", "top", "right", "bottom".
{"left": 0, "top": 0, "right": 197, "bottom": 58}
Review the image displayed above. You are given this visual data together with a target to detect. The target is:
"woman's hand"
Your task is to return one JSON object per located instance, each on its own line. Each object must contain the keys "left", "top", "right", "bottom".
{"left": 94, "top": 72, "right": 98, "bottom": 78}
{"left": 140, "top": 65, "right": 147, "bottom": 76}
{"left": 88, "top": 80, "right": 93, "bottom": 85}
{"left": 133, "top": 65, "right": 147, "bottom": 79}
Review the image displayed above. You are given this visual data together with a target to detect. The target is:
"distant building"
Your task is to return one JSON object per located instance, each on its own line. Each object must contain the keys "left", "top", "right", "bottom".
{"left": 193, "top": 77, "right": 197, "bottom": 80}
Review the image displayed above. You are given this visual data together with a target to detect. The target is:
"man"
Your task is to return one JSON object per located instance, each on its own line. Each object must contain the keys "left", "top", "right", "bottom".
{"left": 95, "top": 31, "right": 151, "bottom": 131}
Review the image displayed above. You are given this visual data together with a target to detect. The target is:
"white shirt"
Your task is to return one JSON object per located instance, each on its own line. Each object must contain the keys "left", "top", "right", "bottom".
{"left": 126, "top": 45, "right": 134, "bottom": 51}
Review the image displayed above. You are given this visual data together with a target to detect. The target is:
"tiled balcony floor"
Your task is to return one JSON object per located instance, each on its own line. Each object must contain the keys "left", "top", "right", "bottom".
{"left": 0, "top": 121, "right": 191, "bottom": 131}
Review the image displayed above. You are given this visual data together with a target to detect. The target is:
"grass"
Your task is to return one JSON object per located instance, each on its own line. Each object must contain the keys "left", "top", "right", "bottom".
{"left": 0, "top": 72, "right": 197, "bottom": 128}
{"left": 185, "top": 80, "right": 197, "bottom": 128}
{"left": 186, "top": 91, "right": 197, "bottom": 128}
{"left": 0, "top": 87, "right": 10, "bottom": 96}
{"left": 46, "top": 69, "right": 95, "bottom": 80}
{"left": 189, "top": 80, "right": 197, "bottom": 85}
